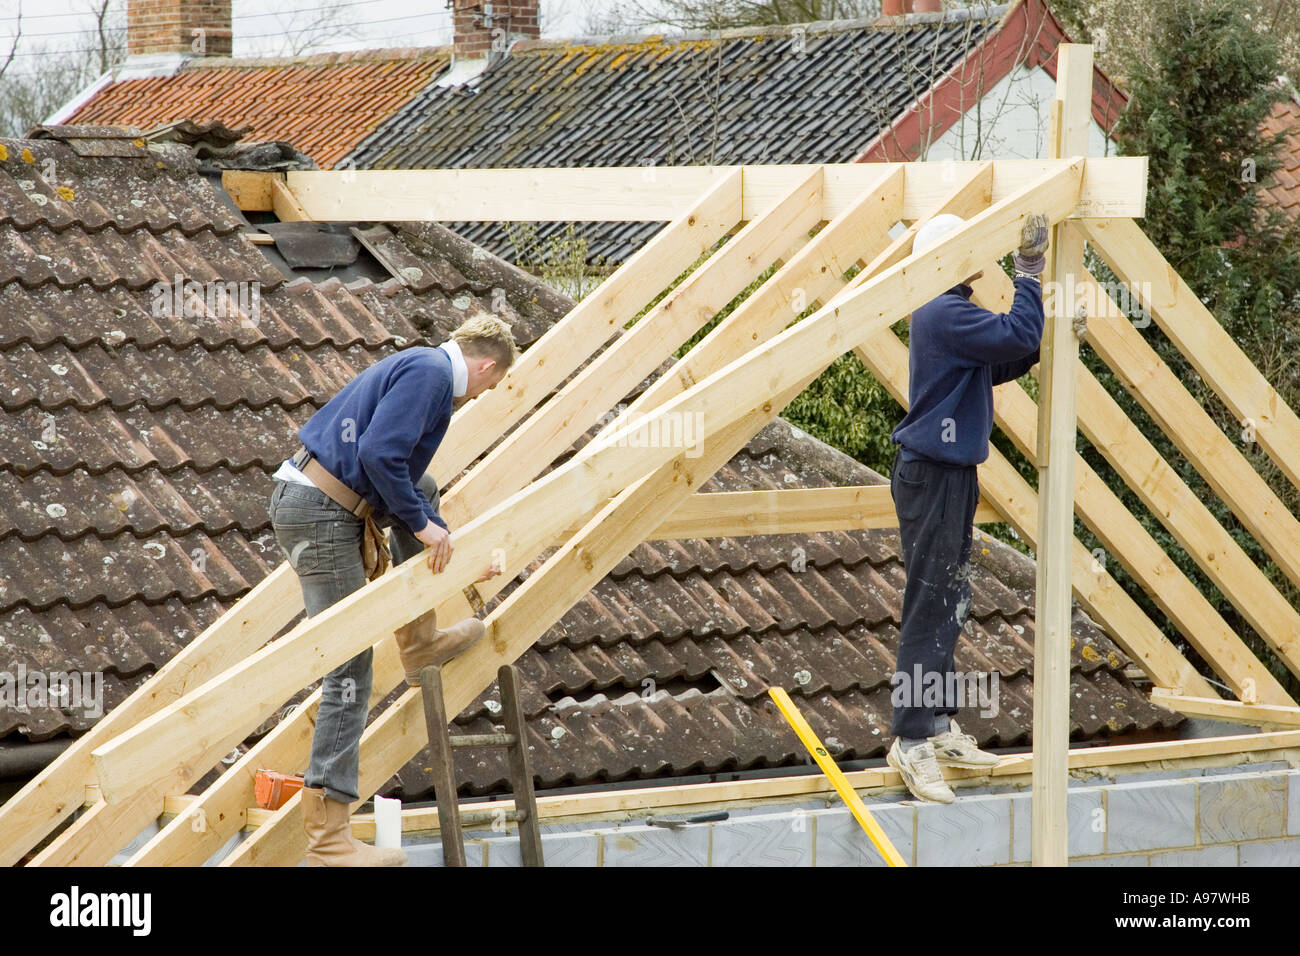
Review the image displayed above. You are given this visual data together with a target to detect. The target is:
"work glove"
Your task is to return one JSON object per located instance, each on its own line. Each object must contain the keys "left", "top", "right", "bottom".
{"left": 1013, "top": 213, "right": 1050, "bottom": 276}
{"left": 1072, "top": 301, "right": 1088, "bottom": 343}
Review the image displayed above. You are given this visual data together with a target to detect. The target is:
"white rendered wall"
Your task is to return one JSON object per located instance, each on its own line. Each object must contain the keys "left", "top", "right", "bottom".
{"left": 922, "top": 64, "right": 1114, "bottom": 162}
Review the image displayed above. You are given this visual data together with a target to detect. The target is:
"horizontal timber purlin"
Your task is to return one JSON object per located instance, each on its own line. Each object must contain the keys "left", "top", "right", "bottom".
{"left": 1149, "top": 689, "right": 1300, "bottom": 728}
{"left": 14, "top": 173, "right": 747, "bottom": 867}
{"left": 642, "top": 487, "right": 1002, "bottom": 538}
{"left": 90, "top": 162, "right": 1082, "bottom": 857}
{"left": 280, "top": 158, "right": 1147, "bottom": 221}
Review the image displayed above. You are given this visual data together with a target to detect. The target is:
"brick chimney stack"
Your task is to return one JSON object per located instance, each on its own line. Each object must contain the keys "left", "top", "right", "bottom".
{"left": 452, "top": 0, "right": 540, "bottom": 60}
{"left": 127, "top": 0, "right": 233, "bottom": 57}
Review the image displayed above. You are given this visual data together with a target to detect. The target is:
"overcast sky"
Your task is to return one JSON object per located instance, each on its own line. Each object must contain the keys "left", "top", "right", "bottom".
{"left": 0, "top": 0, "right": 629, "bottom": 76}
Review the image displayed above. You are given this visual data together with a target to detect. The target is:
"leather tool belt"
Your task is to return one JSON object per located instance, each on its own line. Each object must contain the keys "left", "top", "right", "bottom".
{"left": 291, "top": 446, "right": 374, "bottom": 519}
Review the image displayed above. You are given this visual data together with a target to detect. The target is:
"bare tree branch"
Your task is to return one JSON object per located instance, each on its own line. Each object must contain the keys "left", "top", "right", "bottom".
{"left": 0, "top": 6, "right": 23, "bottom": 83}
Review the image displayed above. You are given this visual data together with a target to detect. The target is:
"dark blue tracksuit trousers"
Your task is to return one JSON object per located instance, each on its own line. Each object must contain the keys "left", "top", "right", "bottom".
{"left": 889, "top": 449, "right": 980, "bottom": 740}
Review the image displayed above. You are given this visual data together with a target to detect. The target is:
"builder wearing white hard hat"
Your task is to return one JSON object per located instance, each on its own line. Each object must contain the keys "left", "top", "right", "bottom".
{"left": 885, "top": 211, "right": 1078, "bottom": 804}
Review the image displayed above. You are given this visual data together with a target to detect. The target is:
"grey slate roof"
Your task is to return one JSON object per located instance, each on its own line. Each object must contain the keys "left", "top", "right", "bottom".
{"left": 346, "top": 9, "right": 1006, "bottom": 263}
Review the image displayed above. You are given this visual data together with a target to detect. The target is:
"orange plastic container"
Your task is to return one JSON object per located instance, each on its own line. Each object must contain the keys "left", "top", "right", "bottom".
{"left": 254, "top": 769, "right": 305, "bottom": 810}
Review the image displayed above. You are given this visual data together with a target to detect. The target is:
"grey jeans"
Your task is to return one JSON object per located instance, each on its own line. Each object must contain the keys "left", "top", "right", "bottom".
{"left": 268, "top": 474, "right": 439, "bottom": 803}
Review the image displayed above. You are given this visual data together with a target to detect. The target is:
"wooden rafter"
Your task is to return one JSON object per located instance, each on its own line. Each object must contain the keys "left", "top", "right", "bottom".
{"left": 1081, "top": 217, "right": 1300, "bottom": 495}
{"left": 88, "top": 161, "right": 1084, "bottom": 814}
{"left": 440, "top": 167, "right": 824, "bottom": 525}
{"left": 12, "top": 168, "right": 756, "bottom": 866}
{"left": 615, "top": 166, "right": 909, "bottom": 424}
{"left": 221, "top": 379, "right": 819, "bottom": 866}
{"left": 1149, "top": 690, "right": 1300, "bottom": 728}
{"left": 429, "top": 169, "right": 743, "bottom": 487}
{"left": 0, "top": 567, "right": 302, "bottom": 867}
{"left": 1073, "top": 280, "right": 1300, "bottom": 685}
{"left": 1082, "top": 268, "right": 1300, "bottom": 594}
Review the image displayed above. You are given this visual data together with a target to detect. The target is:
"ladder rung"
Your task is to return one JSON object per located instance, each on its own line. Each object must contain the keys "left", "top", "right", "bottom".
{"left": 448, "top": 733, "right": 515, "bottom": 748}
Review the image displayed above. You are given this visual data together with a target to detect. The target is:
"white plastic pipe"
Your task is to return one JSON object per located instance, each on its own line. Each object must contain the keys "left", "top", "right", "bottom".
{"left": 374, "top": 795, "right": 402, "bottom": 849}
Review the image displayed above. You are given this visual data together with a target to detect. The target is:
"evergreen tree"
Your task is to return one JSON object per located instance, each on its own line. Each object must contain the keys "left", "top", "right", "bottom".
{"left": 1089, "top": 0, "right": 1300, "bottom": 695}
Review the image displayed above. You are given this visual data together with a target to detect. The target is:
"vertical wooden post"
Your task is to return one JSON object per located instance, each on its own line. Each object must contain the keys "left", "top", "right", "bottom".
{"left": 498, "top": 664, "right": 544, "bottom": 867}
{"left": 1032, "top": 43, "right": 1092, "bottom": 867}
{"left": 420, "top": 664, "right": 467, "bottom": 867}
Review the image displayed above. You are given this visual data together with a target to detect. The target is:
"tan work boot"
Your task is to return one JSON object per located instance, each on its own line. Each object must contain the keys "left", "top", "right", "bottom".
{"left": 394, "top": 608, "right": 486, "bottom": 687}
{"left": 303, "top": 787, "right": 407, "bottom": 867}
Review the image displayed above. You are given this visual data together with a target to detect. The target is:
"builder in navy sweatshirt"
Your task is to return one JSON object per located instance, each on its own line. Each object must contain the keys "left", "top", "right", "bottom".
{"left": 268, "top": 312, "right": 519, "bottom": 865}
{"left": 885, "top": 212, "right": 1069, "bottom": 805}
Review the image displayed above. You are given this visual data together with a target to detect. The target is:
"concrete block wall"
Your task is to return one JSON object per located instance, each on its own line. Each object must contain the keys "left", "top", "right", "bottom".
{"left": 391, "top": 763, "right": 1300, "bottom": 867}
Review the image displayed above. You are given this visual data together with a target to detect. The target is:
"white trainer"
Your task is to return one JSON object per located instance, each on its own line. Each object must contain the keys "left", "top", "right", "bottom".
{"left": 887, "top": 738, "right": 955, "bottom": 804}
{"left": 929, "top": 720, "right": 1000, "bottom": 769}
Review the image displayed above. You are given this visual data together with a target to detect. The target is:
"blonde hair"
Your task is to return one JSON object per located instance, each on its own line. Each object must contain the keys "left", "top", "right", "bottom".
{"left": 451, "top": 311, "right": 519, "bottom": 370}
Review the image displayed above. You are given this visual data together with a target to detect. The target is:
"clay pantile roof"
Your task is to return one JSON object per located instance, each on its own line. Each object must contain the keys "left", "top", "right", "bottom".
{"left": 65, "top": 47, "right": 449, "bottom": 170}
{"left": 1261, "top": 94, "right": 1300, "bottom": 221}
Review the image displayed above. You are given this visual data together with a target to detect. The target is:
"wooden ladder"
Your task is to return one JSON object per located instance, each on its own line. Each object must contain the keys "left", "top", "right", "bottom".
{"left": 418, "top": 662, "right": 544, "bottom": 867}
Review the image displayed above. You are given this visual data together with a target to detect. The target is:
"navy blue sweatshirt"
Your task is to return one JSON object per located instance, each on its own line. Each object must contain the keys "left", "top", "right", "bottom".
{"left": 891, "top": 276, "right": 1044, "bottom": 466}
{"left": 298, "top": 347, "right": 453, "bottom": 535}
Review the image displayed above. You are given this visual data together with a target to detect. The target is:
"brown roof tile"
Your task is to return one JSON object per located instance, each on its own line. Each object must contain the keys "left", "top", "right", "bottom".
{"left": 65, "top": 52, "right": 449, "bottom": 170}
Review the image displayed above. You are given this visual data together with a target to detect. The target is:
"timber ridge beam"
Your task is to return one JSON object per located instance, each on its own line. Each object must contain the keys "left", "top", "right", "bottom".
{"left": 220, "top": 158, "right": 1148, "bottom": 221}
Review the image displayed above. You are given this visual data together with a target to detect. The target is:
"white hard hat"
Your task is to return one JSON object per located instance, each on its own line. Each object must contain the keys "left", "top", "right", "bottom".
{"left": 913, "top": 213, "right": 967, "bottom": 254}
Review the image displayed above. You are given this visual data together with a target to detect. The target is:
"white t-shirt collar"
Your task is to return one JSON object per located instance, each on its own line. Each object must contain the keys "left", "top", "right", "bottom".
{"left": 439, "top": 340, "right": 468, "bottom": 398}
